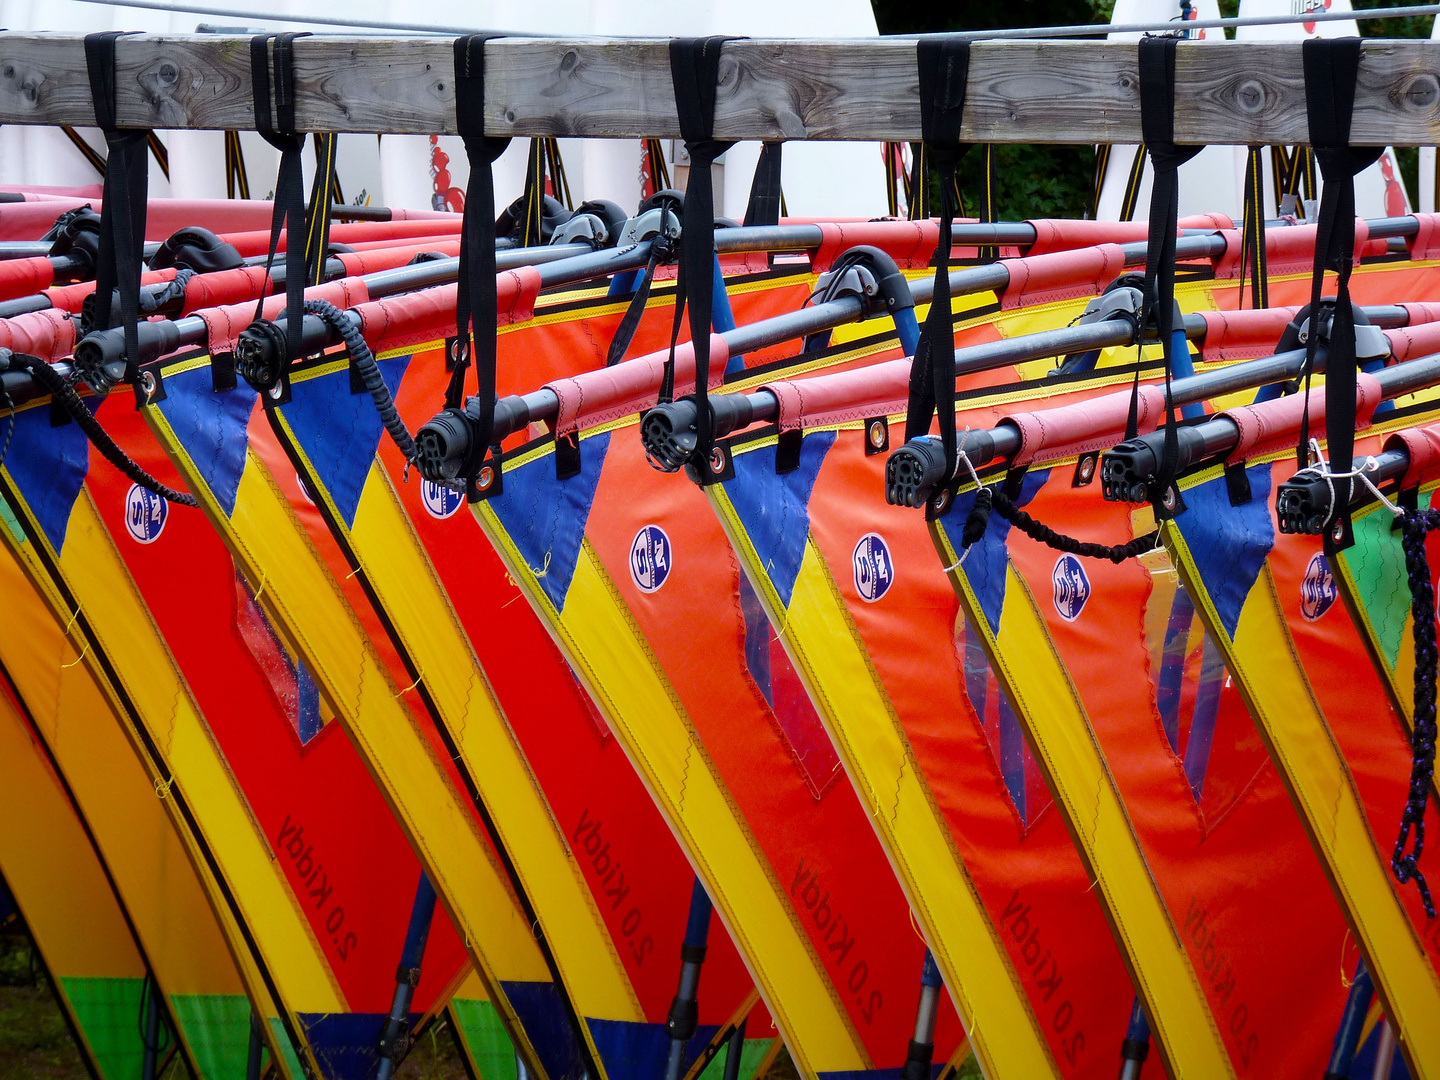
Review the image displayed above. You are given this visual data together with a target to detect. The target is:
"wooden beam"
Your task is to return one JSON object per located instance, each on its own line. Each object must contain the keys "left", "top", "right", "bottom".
{"left": 0, "top": 34, "right": 1438, "bottom": 144}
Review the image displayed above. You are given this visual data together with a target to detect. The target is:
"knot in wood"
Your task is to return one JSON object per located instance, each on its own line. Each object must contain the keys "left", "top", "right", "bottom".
{"left": 1399, "top": 73, "right": 1439, "bottom": 113}
{"left": 559, "top": 49, "right": 578, "bottom": 74}
{"left": 1235, "top": 78, "right": 1266, "bottom": 114}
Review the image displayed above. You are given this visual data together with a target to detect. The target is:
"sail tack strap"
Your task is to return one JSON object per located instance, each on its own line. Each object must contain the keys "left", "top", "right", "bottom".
{"left": 1298, "top": 37, "right": 1384, "bottom": 549}
{"left": 902, "top": 37, "right": 971, "bottom": 490}
{"left": 449, "top": 34, "right": 512, "bottom": 497}
{"left": 1131, "top": 35, "right": 1201, "bottom": 512}
{"left": 250, "top": 32, "right": 311, "bottom": 370}
{"left": 662, "top": 35, "right": 739, "bottom": 484}
{"left": 84, "top": 32, "right": 150, "bottom": 396}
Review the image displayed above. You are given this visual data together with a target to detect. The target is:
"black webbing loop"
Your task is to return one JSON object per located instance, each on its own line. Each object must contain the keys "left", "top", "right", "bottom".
{"left": 665, "top": 36, "right": 739, "bottom": 485}
{"left": 84, "top": 32, "right": 150, "bottom": 399}
{"left": 450, "top": 35, "right": 513, "bottom": 496}
{"left": 605, "top": 201, "right": 677, "bottom": 369}
{"left": 744, "top": 143, "right": 784, "bottom": 228}
{"left": 250, "top": 32, "right": 311, "bottom": 371}
{"left": 902, "top": 37, "right": 971, "bottom": 489}
{"left": 1239, "top": 146, "right": 1269, "bottom": 311}
{"left": 1299, "top": 38, "right": 1384, "bottom": 549}
{"left": 1135, "top": 36, "right": 1202, "bottom": 512}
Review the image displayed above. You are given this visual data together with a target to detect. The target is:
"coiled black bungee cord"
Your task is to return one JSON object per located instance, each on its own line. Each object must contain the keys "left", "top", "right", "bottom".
{"left": 1396, "top": 507, "right": 1439, "bottom": 918}
{"left": 301, "top": 298, "right": 416, "bottom": 464}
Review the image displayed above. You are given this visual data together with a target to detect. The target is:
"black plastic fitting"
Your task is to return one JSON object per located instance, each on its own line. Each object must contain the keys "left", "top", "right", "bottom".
{"left": 886, "top": 437, "right": 951, "bottom": 508}
{"left": 640, "top": 395, "right": 760, "bottom": 474}
{"left": 1275, "top": 473, "right": 1336, "bottom": 535}
{"left": 147, "top": 227, "right": 243, "bottom": 274}
{"left": 73, "top": 320, "right": 182, "bottom": 392}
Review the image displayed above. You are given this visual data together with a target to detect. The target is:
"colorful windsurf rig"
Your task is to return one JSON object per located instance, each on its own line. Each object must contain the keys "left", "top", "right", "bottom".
{"left": 662, "top": 316, "right": 1306, "bottom": 1077}
{"left": 220, "top": 214, "right": 1152, "bottom": 1080}
{"left": 14, "top": 347, "right": 485, "bottom": 1078}
{"left": 0, "top": 669, "right": 191, "bottom": 1080}
{"left": 0, "top": 349, "right": 482, "bottom": 1075}
{"left": 236, "top": 234, "right": 845, "bottom": 1076}
{"left": 629, "top": 210, "right": 1440, "bottom": 1075}
{"left": 106, "top": 219, "right": 820, "bottom": 1077}
{"left": 0, "top": 531, "right": 297, "bottom": 1080}
{"left": 1097, "top": 357, "right": 1440, "bottom": 1076}
{"left": 50, "top": 216, "right": 976, "bottom": 1079}
{"left": 405, "top": 220, "right": 1260, "bottom": 1076}
{"left": 645, "top": 286, "right": 1419, "bottom": 1080}
{"left": 119, "top": 350, "right": 583, "bottom": 1078}
{"left": 887, "top": 294, "right": 1440, "bottom": 1076}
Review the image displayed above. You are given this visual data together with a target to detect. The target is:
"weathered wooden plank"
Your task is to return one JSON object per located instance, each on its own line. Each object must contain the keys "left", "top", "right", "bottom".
{"left": 0, "top": 33, "right": 1437, "bottom": 144}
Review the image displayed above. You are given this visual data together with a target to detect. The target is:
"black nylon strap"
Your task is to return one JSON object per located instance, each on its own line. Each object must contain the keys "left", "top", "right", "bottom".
{"left": 667, "top": 35, "right": 739, "bottom": 484}
{"left": 1300, "top": 38, "right": 1384, "bottom": 548}
{"left": 450, "top": 35, "right": 513, "bottom": 495}
{"left": 84, "top": 32, "right": 150, "bottom": 399}
{"left": 903, "top": 37, "right": 971, "bottom": 487}
{"left": 606, "top": 203, "right": 677, "bottom": 369}
{"left": 251, "top": 33, "right": 310, "bottom": 369}
{"left": 1135, "top": 35, "right": 1202, "bottom": 512}
{"left": 744, "top": 142, "right": 783, "bottom": 227}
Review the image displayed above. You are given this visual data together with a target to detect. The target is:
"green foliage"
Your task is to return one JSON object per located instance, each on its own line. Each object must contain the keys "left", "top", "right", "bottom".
{"left": 869, "top": 0, "right": 1435, "bottom": 219}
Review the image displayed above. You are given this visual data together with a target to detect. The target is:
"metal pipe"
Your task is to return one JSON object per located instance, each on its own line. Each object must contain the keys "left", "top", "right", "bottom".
{"left": 375, "top": 873, "right": 440, "bottom": 1080}
{"left": 245, "top": 1012, "right": 264, "bottom": 1080}
{"left": 664, "top": 879, "right": 713, "bottom": 1080}
{"left": 1372, "top": 1020, "right": 1398, "bottom": 1080}
{"left": 1324, "top": 962, "right": 1375, "bottom": 1080}
{"left": 900, "top": 951, "right": 944, "bottom": 1080}
{"left": 1117, "top": 1001, "right": 1151, "bottom": 1080}
{"left": 719, "top": 1020, "right": 746, "bottom": 1080}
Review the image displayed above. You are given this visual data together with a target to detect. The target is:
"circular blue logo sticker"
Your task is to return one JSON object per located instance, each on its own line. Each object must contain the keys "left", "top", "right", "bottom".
{"left": 630, "top": 525, "right": 672, "bottom": 594}
{"left": 1051, "top": 554, "right": 1091, "bottom": 622}
{"left": 1300, "top": 552, "right": 1338, "bottom": 622}
{"left": 852, "top": 533, "right": 894, "bottom": 603}
{"left": 124, "top": 484, "right": 167, "bottom": 544}
{"left": 421, "top": 478, "right": 464, "bottom": 520}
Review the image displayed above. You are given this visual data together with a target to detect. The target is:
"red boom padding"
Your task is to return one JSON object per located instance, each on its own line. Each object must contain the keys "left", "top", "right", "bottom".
{"left": 350, "top": 266, "right": 541, "bottom": 355}
{"left": 0, "top": 308, "right": 75, "bottom": 361}
{"left": 44, "top": 269, "right": 177, "bottom": 314}
{"left": 195, "top": 278, "right": 371, "bottom": 355}
{"left": 999, "top": 243, "right": 1128, "bottom": 309}
{"left": 1387, "top": 420, "right": 1440, "bottom": 489}
{"left": 0, "top": 257, "right": 54, "bottom": 302}
{"left": 1215, "top": 372, "right": 1383, "bottom": 465}
{"left": 550, "top": 333, "right": 730, "bottom": 436}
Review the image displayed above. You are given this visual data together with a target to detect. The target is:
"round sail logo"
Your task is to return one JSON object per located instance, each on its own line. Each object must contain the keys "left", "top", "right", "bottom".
{"left": 421, "top": 479, "right": 464, "bottom": 520}
{"left": 124, "top": 484, "right": 167, "bottom": 544}
{"left": 852, "top": 533, "right": 894, "bottom": 603}
{"left": 630, "top": 525, "right": 672, "bottom": 593}
{"left": 1300, "top": 552, "right": 1338, "bottom": 621}
{"left": 1051, "top": 554, "right": 1090, "bottom": 622}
